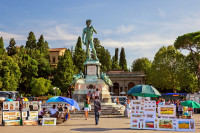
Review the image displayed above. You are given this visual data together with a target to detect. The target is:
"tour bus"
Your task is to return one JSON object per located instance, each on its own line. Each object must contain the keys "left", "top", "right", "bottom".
{"left": 0, "top": 91, "right": 19, "bottom": 101}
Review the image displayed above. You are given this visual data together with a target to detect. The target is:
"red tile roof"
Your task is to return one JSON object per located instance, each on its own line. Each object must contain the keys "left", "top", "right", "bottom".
{"left": 48, "top": 48, "right": 66, "bottom": 52}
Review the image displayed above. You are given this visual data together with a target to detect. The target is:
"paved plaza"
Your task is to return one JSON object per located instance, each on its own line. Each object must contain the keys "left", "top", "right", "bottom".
{"left": 0, "top": 113, "right": 200, "bottom": 133}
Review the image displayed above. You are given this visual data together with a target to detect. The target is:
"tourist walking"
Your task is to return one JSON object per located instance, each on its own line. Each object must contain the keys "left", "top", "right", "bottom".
{"left": 94, "top": 96, "right": 101, "bottom": 125}
{"left": 84, "top": 97, "right": 90, "bottom": 120}
{"left": 124, "top": 99, "right": 131, "bottom": 117}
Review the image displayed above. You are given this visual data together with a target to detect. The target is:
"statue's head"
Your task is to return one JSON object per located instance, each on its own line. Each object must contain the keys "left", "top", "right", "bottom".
{"left": 86, "top": 19, "right": 91, "bottom": 27}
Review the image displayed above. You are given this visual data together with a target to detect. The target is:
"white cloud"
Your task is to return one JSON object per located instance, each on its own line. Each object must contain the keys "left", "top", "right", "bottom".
{"left": 102, "top": 34, "right": 173, "bottom": 49}
{"left": 0, "top": 31, "right": 25, "bottom": 41}
{"left": 158, "top": 8, "right": 166, "bottom": 17}
{"left": 116, "top": 25, "right": 135, "bottom": 34}
{"left": 101, "top": 25, "right": 135, "bottom": 36}
{"left": 43, "top": 25, "right": 79, "bottom": 41}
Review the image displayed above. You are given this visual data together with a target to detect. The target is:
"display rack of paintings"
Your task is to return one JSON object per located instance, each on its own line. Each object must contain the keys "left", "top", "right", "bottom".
{"left": 144, "top": 101, "right": 156, "bottom": 119}
{"left": 130, "top": 100, "right": 195, "bottom": 132}
{"left": 130, "top": 100, "right": 157, "bottom": 130}
{"left": 2, "top": 101, "right": 20, "bottom": 126}
{"left": 22, "top": 101, "right": 39, "bottom": 126}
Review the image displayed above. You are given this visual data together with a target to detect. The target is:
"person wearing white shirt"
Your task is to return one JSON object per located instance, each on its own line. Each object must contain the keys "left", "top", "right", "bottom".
{"left": 49, "top": 105, "right": 58, "bottom": 117}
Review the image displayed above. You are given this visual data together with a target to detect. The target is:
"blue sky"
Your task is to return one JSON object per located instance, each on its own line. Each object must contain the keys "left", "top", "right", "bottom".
{"left": 1, "top": 0, "right": 200, "bottom": 68}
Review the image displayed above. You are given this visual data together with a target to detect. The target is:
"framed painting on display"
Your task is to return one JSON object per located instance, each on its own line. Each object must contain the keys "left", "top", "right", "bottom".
{"left": 42, "top": 118, "right": 57, "bottom": 126}
{"left": 158, "top": 105, "right": 176, "bottom": 117}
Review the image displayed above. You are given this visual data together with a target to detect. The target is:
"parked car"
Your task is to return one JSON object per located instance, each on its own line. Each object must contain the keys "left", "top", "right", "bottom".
{"left": 0, "top": 91, "right": 19, "bottom": 101}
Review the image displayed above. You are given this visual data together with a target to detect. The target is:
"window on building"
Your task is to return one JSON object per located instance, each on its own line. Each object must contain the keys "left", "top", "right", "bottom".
{"left": 128, "top": 82, "right": 135, "bottom": 90}
{"left": 52, "top": 57, "right": 56, "bottom": 63}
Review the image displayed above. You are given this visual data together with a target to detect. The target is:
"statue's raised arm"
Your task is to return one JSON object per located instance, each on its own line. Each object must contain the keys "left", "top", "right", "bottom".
{"left": 82, "top": 19, "right": 98, "bottom": 61}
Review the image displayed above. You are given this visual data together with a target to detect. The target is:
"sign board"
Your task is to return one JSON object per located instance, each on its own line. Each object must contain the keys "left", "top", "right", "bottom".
{"left": 42, "top": 118, "right": 57, "bottom": 126}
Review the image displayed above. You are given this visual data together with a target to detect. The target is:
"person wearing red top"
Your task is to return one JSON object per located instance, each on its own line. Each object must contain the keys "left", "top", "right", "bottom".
{"left": 156, "top": 98, "right": 161, "bottom": 105}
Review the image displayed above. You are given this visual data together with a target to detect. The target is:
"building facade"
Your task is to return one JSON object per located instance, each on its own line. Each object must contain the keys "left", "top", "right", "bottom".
{"left": 107, "top": 70, "right": 146, "bottom": 96}
{"left": 49, "top": 48, "right": 66, "bottom": 68}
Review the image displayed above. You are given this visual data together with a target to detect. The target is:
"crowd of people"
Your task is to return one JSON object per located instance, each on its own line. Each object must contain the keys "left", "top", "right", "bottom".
{"left": 84, "top": 88, "right": 101, "bottom": 125}
{"left": 38, "top": 104, "right": 72, "bottom": 122}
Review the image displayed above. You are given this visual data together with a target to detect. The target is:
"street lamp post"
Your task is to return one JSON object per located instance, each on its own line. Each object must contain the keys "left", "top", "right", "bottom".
{"left": 53, "top": 87, "right": 59, "bottom": 96}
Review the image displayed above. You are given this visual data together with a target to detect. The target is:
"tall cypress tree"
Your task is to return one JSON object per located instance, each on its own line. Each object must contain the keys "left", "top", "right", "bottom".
{"left": 104, "top": 49, "right": 112, "bottom": 71}
{"left": 0, "top": 37, "right": 6, "bottom": 55}
{"left": 115, "top": 48, "right": 119, "bottom": 64}
{"left": 37, "top": 35, "right": 45, "bottom": 52}
{"left": 111, "top": 55, "right": 121, "bottom": 70}
{"left": 73, "top": 36, "right": 86, "bottom": 72}
{"left": 54, "top": 49, "right": 75, "bottom": 92}
{"left": 6, "top": 38, "right": 17, "bottom": 56}
{"left": 37, "top": 35, "right": 49, "bottom": 59}
{"left": 25, "top": 31, "right": 37, "bottom": 51}
{"left": 119, "top": 47, "right": 128, "bottom": 71}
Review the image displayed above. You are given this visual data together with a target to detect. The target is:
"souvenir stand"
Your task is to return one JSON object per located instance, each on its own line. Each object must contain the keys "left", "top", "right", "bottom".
{"left": 130, "top": 100, "right": 195, "bottom": 132}
{"left": 22, "top": 101, "right": 39, "bottom": 126}
{"left": 2, "top": 101, "right": 20, "bottom": 126}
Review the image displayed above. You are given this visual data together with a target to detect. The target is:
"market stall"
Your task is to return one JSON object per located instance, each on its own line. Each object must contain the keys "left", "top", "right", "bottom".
{"left": 2, "top": 101, "right": 20, "bottom": 126}
{"left": 128, "top": 85, "right": 196, "bottom": 132}
{"left": 22, "top": 101, "right": 39, "bottom": 126}
{"left": 130, "top": 100, "right": 195, "bottom": 131}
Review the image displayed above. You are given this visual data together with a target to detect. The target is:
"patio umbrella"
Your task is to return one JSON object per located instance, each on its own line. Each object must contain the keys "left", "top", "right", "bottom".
{"left": 120, "top": 91, "right": 126, "bottom": 95}
{"left": 23, "top": 97, "right": 29, "bottom": 101}
{"left": 180, "top": 100, "right": 200, "bottom": 108}
{"left": 46, "top": 96, "right": 80, "bottom": 110}
{"left": 7, "top": 99, "right": 14, "bottom": 101}
{"left": 127, "top": 85, "right": 161, "bottom": 97}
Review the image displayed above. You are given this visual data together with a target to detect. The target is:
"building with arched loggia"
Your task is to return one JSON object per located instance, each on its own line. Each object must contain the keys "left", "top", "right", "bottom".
{"left": 106, "top": 70, "right": 146, "bottom": 96}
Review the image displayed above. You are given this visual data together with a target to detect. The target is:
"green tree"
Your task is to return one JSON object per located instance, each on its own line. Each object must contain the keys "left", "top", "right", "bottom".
{"left": 6, "top": 38, "right": 17, "bottom": 56}
{"left": 25, "top": 31, "right": 37, "bottom": 51}
{"left": 111, "top": 55, "right": 121, "bottom": 70}
{"left": 0, "top": 55, "right": 21, "bottom": 91}
{"left": 73, "top": 37, "right": 86, "bottom": 72}
{"left": 115, "top": 48, "right": 119, "bottom": 64}
{"left": 119, "top": 47, "right": 128, "bottom": 71}
{"left": 30, "top": 77, "right": 52, "bottom": 96}
{"left": 104, "top": 49, "right": 112, "bottom": 71}
{"left": 16, "top": 54, "right": 38, "bottom": 95}
{"left": 131, "top": 58, "right": 151, "bottom": 73}
{"left": 0, "top": 37, "right": 6, "bottom": 55}
{"left": 93, "top": 38, "right": 112, "bottom": 71}
{"left": 149, "top": 45, "right": 196, "bottom": 93}
{"left": 53, "top": 49, "right": 75, "bottom": 92}
{"left": 37, "top": 35, "right": 49, "bottom": 58}
{"left": 131, "top": 57, "right": 152, "bottom": 84}
{"left": 28, "top": 49, "right": 51, "bottom": 78}
{"left": 174, "top": 31, "right": 200, "bottom": 88}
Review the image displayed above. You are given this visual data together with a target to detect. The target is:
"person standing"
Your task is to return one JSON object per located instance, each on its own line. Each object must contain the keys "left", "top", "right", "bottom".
{"left": 95, "top": 88, "right": 101, "bottom": 97}
{"left": 92, "top": 91, "right": 96, "bottom": 100}
{"left": 124, "top": 99, "right": 131, "bottom": 117}
{"left": 87, "top": 91, "right": 92, "bottom": 99}
{"left": 84, "top": 98, "right": 90, "bottom": 120}
{"left": 94, "top": 96, "right": 101, "bottom": 125}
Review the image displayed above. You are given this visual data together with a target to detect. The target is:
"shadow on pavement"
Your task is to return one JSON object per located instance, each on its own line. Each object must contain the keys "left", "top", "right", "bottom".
{"left": 71, "top": 127, "right": 131, "bottom": 132}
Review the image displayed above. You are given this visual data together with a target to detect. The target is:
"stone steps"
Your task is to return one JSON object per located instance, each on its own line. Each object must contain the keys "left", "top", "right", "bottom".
{"left": 72, "top": 102, "right": 125, "bottom": 115}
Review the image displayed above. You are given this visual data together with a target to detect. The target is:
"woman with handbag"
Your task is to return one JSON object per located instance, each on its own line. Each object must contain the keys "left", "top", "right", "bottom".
{"left": 84, "top": 97, "right": 90, "bottom": 120}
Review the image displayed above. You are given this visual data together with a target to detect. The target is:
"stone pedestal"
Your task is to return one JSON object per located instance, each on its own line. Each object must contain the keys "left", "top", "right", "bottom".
{"left": 72, "top": 60, "right": 111, "bottom": 103}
